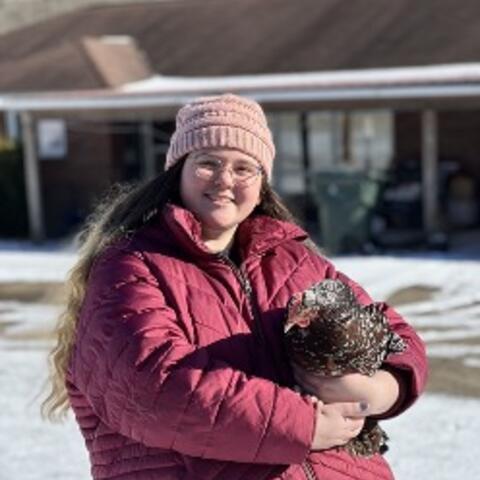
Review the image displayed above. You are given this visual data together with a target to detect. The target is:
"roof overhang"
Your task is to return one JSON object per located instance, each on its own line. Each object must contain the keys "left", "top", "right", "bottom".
{"left": 4, "top": 63, "right": 480, "bottom": 116}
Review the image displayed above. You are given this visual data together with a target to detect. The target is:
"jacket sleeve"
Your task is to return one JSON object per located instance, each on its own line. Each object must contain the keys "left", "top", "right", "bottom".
{"left": 305, "top": 250, "right": 429, "bottom": 419}
{"left": 70, "top": 246, "right": 315, "bottom": 465}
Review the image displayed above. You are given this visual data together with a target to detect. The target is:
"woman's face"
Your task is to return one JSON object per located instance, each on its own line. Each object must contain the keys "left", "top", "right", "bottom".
{"left": 180, "top": 148, "right": 263, "bottom": 241}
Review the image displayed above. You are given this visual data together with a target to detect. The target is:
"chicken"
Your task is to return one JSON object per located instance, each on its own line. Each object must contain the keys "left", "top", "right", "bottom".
{"left": 283, "top": 279, "right": 406, "bottom": 456}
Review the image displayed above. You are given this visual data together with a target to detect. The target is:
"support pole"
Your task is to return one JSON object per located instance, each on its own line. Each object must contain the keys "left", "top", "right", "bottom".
{"left": 6, "top": 110, "right": 19, "bottom": 140}
{"left": 141, "top": 120, "right": 156, "bottom": 180}
{"left": 20, "top": 112, "right": 45, "bottom": 242}
{"left": 421, "top": 109, "right": 439, "bottom": 233}
{"left": 300, "top": 112, "right": 317, "bottom": 225}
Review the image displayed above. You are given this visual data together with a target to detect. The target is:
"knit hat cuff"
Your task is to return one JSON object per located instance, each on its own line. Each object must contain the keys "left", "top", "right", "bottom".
{"left": 166, "top": 124, "right": 275, "bottom": 178}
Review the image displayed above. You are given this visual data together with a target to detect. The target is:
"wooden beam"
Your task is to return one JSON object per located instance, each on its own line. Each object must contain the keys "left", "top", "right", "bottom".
{"left": 20, "top": 112, "right": 45, "bottom": 242}
{"left": 140, "top": 120, "right": 156, "bottom": 180}
{"left": 421, "top": 109, "right": 439, "bottom": 232}
{"left": 300, "top": 112, "right": 317, "bottom": 223}
{"left": 300, "top": 112, "right": 311, "bottom": 189}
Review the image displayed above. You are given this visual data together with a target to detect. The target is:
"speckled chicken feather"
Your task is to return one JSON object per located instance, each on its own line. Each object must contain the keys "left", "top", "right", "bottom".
{"left": 284, "top": 279, "right": 406, "bottom": 457}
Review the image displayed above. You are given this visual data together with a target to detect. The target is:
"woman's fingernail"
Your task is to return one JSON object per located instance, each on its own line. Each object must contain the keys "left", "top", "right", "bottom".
{"left": 360, "top": 401, "right": 369, "bottom": 412}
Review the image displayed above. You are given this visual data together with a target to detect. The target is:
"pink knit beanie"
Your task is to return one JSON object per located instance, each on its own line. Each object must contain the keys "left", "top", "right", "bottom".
{"left": 165, "top": 93, "right": 275, "bottom": 179}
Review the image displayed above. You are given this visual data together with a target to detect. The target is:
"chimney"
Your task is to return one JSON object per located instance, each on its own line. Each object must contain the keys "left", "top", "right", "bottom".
{"left": 82, "top": 35, "right": 153, "bottom": 88}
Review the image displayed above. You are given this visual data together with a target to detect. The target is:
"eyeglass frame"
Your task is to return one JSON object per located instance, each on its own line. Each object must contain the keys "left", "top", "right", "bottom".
{"left": 188, "top": 152, "right": 264, "bottom": 187}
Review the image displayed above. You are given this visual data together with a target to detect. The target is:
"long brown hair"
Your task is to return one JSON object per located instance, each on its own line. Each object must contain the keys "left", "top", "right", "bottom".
{"left": 41, "top": 158, "right": 319, "bottom": 421}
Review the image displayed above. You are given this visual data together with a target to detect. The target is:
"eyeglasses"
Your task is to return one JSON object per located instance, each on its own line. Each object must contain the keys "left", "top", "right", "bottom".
{"left": 192, "top": 155, "right": 263, "bottom": 187}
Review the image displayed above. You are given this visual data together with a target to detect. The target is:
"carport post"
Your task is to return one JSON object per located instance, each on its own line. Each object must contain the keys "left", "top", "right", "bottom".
{"left": 141, "top": 120, "right": 156, "bottom": 180}
{"left": 421, "top": 109, "right": 439, "bottom": 233}
{"left": 20, "top": 111, "right": 45, "bottom": 242}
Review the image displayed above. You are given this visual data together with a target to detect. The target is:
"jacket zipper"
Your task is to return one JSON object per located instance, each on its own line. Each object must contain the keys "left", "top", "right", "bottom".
{"left": 216, "top": 254, "right": 267, "bottom": 344}
{"left": 218, "top": 255, "right": 317, "bottom": 480}
{"left": 302, "top": 460, "right": 317, "bottom": 480}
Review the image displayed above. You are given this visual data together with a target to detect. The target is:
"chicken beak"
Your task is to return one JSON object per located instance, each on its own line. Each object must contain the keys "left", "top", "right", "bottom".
{"left": 284, "top": 322, "right": 295, "bottom": 334}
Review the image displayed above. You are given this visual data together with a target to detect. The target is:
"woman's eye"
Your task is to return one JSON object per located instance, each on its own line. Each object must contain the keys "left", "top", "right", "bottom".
{"left": 198, "top": 160, "right": 218, "bottom": 169}
{"left": 235, "top": 165, "right": 256, "bottom": 175}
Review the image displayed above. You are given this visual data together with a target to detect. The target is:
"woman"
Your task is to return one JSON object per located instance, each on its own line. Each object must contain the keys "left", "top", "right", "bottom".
{"left": 43, "top": 93, "right": 428, "bottom": 480}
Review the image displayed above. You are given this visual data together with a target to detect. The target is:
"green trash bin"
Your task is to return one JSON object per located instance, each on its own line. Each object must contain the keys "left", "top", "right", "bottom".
{"left": 312, "top": 169, "right": 382, "bottom": 255}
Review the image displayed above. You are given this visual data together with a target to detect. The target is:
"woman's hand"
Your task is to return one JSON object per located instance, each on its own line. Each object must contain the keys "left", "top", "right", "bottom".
{"left": 293, "top": 364, "right": 401, "bottom": 416}
{"left": 310, "top": 399, "right": 368, "bottom": 450}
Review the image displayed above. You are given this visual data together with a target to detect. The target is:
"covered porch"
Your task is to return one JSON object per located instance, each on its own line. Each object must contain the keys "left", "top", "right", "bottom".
{"left": 2, "top": 63, "right": 480, "bottom": 248}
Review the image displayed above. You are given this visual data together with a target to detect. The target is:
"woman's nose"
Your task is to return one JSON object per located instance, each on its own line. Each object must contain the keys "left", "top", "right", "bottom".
{"left": 214, "top": 167, "right": 235, "bottom": 187}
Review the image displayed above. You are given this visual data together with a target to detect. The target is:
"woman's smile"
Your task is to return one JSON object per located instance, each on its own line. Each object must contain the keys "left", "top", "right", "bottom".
{"left": 204, "top": 192, "right": 235, "bottom": 205}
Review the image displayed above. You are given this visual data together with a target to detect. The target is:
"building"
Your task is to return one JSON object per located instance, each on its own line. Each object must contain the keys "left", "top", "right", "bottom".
{"left": 1, "top": 0, "right": 480, "bottom": 250}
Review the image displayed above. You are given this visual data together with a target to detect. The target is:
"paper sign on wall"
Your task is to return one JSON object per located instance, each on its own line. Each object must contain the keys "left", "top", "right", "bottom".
{"left": 37, "top": 119, "right": 67, "bottom": 159}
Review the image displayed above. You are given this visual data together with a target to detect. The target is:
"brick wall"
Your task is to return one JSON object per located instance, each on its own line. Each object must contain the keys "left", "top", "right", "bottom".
{"left": 40, "top": 123, "right": 115, "bottom": 236}
{"left": 395, "top": 110, "right": 480, "bottom": 180}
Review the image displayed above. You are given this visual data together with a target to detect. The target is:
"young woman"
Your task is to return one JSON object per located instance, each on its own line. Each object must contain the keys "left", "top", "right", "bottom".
{"left": 43, "top": 93, "right": 428, "bottom": 480}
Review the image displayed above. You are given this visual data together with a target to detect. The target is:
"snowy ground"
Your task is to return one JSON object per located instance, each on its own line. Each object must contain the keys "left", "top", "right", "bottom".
{"left": 335, "top": 255, "right": 480, "bottom": 369}
{"left": 1, "top": 246, "right": 479, "bottom": 479}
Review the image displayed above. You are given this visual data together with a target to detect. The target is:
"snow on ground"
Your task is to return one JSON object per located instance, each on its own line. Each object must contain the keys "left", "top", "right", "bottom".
{"left": 334, "top": 254, "right": 480, "bottom": 304}
{"left": 0, "top": 250, "right": 74, "bottom": 283}
{"left": 1, "top": 247, "right": 480, "bottom": 479}
{"left": 0, "top": 349, "right": 90, "bottom": 480}
{"left": 0, "top": 301, "right": 61, "bottom": 333}
{"left": 384, "top": 393, "right": 480, "bottom": 479}
{"left": 335, "top": 255, "right": 480, "bottom": 368}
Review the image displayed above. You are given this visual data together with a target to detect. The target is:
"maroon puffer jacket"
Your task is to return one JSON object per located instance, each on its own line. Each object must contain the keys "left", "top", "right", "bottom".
{"left": 67, "top": 203, "right": 428, "bottom": 480}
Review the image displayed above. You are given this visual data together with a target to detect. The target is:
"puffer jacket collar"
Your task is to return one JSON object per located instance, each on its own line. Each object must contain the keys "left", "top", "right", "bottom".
{"left": 154, "top": 203, "right": 308, "bottom": 260}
